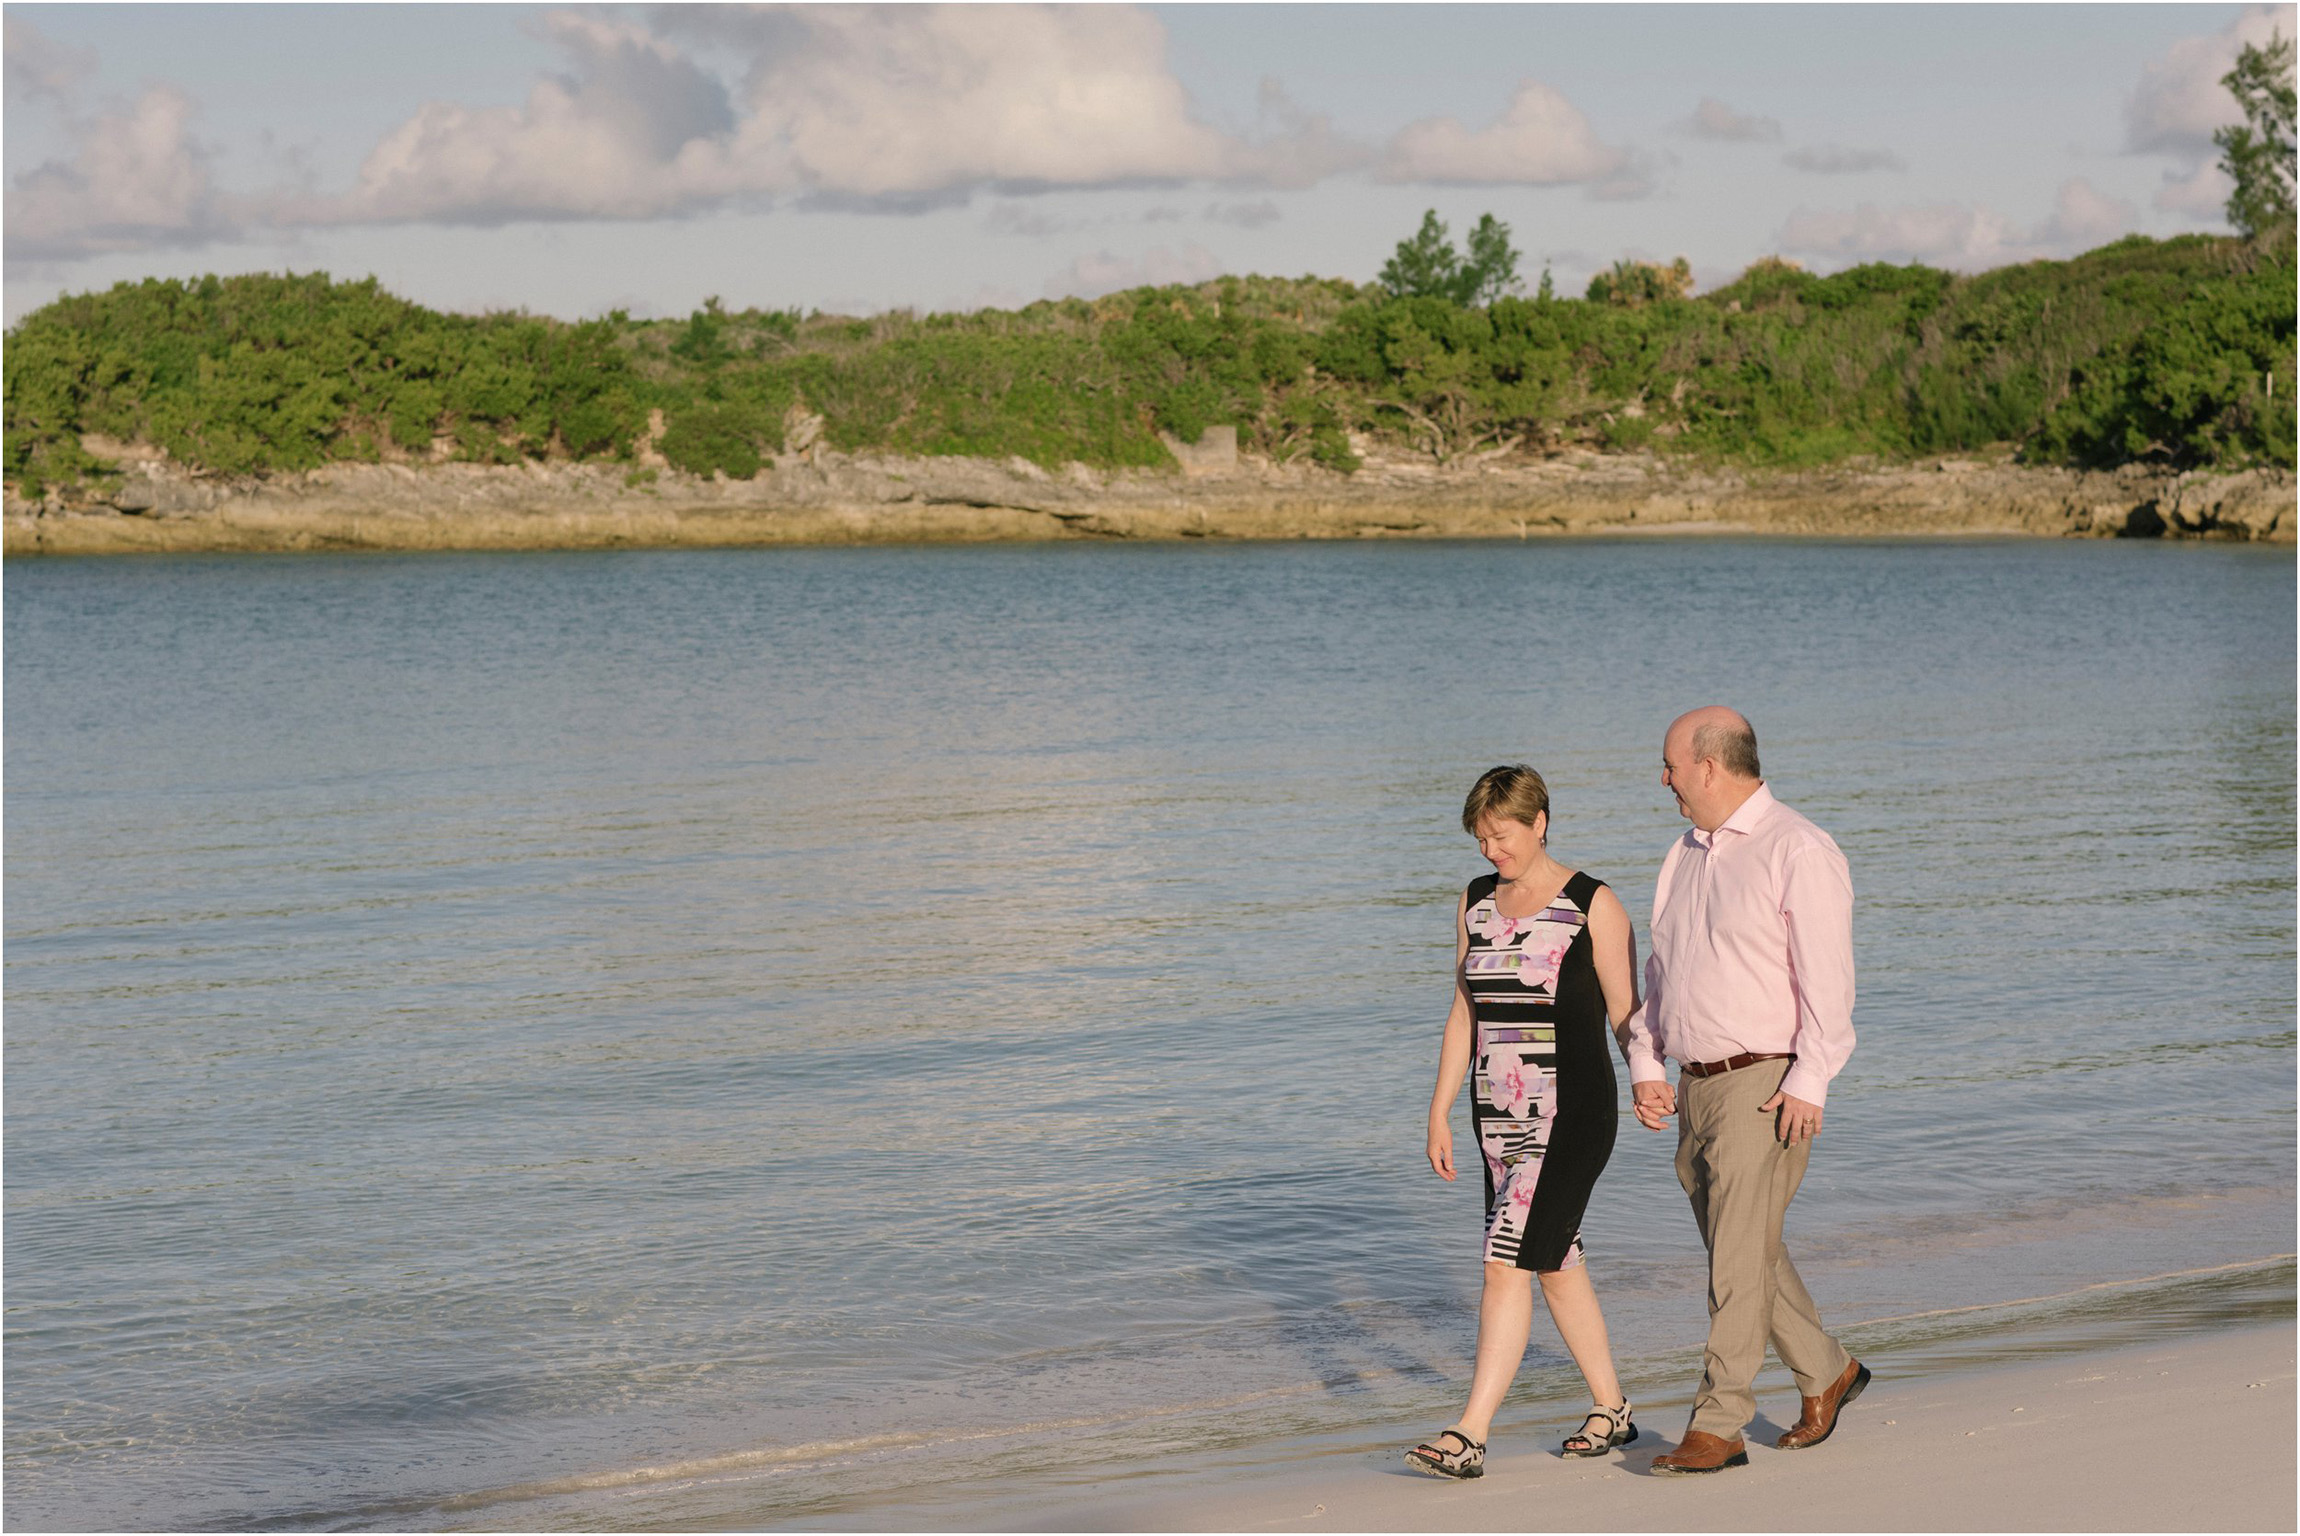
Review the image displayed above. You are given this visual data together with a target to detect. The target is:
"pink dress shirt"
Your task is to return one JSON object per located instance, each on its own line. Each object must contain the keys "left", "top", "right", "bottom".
{"left": 1623, "top": 783, "right": 1856, "bottom": 1107}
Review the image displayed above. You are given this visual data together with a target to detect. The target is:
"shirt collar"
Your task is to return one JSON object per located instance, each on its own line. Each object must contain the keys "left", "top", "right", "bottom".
{"left": 1691, "top": 782, "right": 1774, "bottom": 848}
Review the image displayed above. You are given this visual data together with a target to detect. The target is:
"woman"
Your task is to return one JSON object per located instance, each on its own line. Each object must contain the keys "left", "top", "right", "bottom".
{"left": 1405, "top": 764, "right": 1643, "bottom": 1478}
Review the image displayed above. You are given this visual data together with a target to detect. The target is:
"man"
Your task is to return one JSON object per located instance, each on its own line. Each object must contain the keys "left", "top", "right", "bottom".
{"left": 1623, "top": 706, "right": 1868, "bottom": 1474}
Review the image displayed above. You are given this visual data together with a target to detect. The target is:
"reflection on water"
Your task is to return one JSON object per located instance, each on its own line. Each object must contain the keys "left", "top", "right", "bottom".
{"left": 5, "top": 539, "right": 2293, "bottom": 1531}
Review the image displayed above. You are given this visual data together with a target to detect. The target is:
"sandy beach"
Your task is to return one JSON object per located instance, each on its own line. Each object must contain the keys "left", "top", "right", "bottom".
{"left": 979, "top": 1323, "right": 2296, "bottom": 1533}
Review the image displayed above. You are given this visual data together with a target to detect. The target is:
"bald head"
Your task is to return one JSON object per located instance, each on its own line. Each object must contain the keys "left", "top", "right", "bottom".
{"left": 1661, "top": 707, "right": 1764, "bottom": 831}
{"left": 1668, "top": 706, "right": 1761, "bottom": 781}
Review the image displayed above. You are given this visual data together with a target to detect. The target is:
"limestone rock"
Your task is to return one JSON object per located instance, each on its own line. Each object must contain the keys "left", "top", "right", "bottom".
{"left": 1158, "top": 425, "right": 1238, "bottom": 478}
{"left": 4, "top": 449, "right": 2290, "bottom": 555}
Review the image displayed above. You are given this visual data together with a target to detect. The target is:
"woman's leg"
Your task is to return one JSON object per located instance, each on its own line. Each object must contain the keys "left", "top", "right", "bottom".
{"left": 1536, "top": 1263, "right": 1624, "bottom": 1407}
{"left": 1454, "top": 1261, "right": 1534, "bottom": 1442}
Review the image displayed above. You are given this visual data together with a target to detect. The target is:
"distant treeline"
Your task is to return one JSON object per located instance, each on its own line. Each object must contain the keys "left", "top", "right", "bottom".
{"left": 5, "top": 233, "right": 2293, "bottom": 498}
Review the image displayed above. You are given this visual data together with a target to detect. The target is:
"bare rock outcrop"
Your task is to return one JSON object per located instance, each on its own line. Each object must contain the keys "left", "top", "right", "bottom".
{"left": 5, "top": 441, "right": 2290, "bottom": 556}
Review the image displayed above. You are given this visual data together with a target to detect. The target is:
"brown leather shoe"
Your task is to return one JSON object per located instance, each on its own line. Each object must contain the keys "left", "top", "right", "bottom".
{"left": 1650, "top": 1429, "right": 1749, "bottom": 1474}
{"left": 1776, "top": 1358, "right": 1872, "bottom": 1449}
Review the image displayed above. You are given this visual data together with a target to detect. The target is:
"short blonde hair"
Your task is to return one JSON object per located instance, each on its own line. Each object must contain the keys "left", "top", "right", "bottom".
{"left": 1461, "top": 764, "right": 1550, "bottom": 835}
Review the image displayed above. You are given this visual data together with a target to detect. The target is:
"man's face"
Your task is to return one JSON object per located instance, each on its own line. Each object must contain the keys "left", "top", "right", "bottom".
{"left": 1661, "top": 728, "right": 1715, "bottom": 827}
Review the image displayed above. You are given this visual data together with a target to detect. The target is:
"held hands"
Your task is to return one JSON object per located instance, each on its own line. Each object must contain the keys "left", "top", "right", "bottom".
{"left": 1759, "top": 1089, "right": 1824, "bottom": 1144}
{"left": 1427, "top": 1120, "right": 1456, "bottom": 1181}
{"left": 1631, "top": 1079, "right": 1676, "bottom": 1131}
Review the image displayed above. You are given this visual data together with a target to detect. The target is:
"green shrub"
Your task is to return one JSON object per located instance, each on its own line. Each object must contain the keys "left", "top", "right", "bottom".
{"left": 1587, "top": 257, "right": 1695, "bottom": 307}
{"left": 3, "top": 246, "right": 2292, "bottom": 498}
{"left": 557, "top": 393, "right": 640, "bottom": 458}
{"left": 659, "top": 403, "right": 763, "bottom": 478}
{"left": 1600, "top": 413, "right": 1655, "bottom": 450}
{"left": 1308, "top": 424, "right": 1361, "bottom": 473}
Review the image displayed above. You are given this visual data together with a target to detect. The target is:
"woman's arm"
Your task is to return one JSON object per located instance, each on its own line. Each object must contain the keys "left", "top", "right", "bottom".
{"left": 1586, "top": 884, "right": 1643, "bottom": 1059}
{"left": 1426, "top": 891, "right": 1475, "bottom": 1181}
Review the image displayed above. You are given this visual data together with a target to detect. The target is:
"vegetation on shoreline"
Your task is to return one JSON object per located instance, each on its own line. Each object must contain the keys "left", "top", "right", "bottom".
{"left": 5, "top": 233, "right": 2292, "bottom": 501}
{"left": 8, "top": 30, "right": 2293, "bottom": 503}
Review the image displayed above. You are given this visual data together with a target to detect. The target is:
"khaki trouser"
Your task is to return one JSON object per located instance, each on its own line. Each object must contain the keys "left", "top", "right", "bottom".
{"left": 1675, "top": 1057, "right": 1851, "bottom": 1440}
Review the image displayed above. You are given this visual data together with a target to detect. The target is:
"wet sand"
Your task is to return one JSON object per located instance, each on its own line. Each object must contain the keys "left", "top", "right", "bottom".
{"left": 1000, "top": 1323, "right": 2295, "bottom": 1533}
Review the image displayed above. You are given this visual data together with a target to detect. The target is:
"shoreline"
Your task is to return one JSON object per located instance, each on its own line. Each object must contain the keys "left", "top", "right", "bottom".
{"left": 5, "top": 449, "right": 2291, "bottom": 555}
{"left": 1020, "top": 1321, "right": 2299, "bottom": 1534}
{"left": 926, "top": 1320, "right": 2298, "bottom": 1534}
{"left": 403, "top": 1254, "right": 2295, "bottom": 1532}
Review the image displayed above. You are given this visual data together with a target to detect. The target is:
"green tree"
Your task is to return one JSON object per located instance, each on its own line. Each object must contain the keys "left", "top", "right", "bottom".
{"left": 2217, "top": 30, "right": 2296, "bottom": 239}
{"left": 669, "top": 296, "right": 732, "bottom": 368}
{"left": 5, "top": 253, "right": 2292, "bottom": 497}
{"left": 1378, "top": 211, "right": 1523, "bottom": 306}
{"left": 1463, "top": 215, "right": 1523, "bottom": 305}
{"left": 1379, "top": 211, "right": 1462, "bottom": 302}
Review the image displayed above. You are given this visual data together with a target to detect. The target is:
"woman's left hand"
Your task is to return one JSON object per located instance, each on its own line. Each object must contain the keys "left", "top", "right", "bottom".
{"left": 1427, "top": 1120, "right": 1456, "bottom": 1180}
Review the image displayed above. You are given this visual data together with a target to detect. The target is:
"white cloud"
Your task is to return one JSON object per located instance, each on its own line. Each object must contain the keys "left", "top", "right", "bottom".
{"left": 695, "top": 7, "right": 1235, "bottom": 204}
{"left": 1783, "top": 145, "right": 1907, "bottom": 175}
{"left": 1678, "top": 97, "right": 1781, "bottom": 143}
{"left": 2125, "top": 3, "right": 2296, "bottom": 157}
{"left": 6, "top": 82, "right": 227, "bottom": 260}
{"left": 2118, "top": 3, "right": 2292, "bottom": 228}
{"left": 310, "top": 6, "right": 1360, "bottom": 229}
{"left": 1236, "top": 76, "right": 1368, "bottom": 190}
{"left": 7, "top": 4, "right": 1368, "bottom": 256}
{"left": 1043, "top": 243, "right": 1224, "bottom": 300}
{"left": 320, "top": 11, "right": 737, "bottom": 225}
{"left": 1376, "top": 81, "right": 1627, "bottom": 186}
{"left": 3, "top": 17, "right": 233, "bottom": 260}
{"left": 1776, "top": 178, "right": 2139, "bottom": 269}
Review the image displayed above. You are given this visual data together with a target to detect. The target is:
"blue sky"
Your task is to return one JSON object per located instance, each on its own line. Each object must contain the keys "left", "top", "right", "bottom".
{"left": 5, "top": 3, "right": 2291, "bottom": 324}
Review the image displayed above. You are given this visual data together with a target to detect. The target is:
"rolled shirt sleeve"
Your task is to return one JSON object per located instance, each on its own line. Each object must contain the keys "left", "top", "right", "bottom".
{"left": 1777, "top": 839, "right": 1856, "bottom": 1107}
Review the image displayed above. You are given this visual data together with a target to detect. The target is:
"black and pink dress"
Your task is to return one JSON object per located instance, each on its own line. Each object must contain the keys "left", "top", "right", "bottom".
{"left": 1461, "top": 871, "right": 1619, "bottom": 1272}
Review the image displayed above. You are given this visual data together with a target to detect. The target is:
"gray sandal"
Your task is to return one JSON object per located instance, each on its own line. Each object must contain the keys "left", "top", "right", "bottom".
{"left": 1404, "top": 1427, "right": 1486, "bottom": 1479}
{"left": 1560, "top": 1400, "right": 1637, "bottom": 1457}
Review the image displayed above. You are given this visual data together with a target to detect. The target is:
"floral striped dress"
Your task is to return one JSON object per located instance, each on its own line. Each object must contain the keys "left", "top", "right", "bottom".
{"left": 1461, "top": 870, "right": 1620, "bottom": 1272}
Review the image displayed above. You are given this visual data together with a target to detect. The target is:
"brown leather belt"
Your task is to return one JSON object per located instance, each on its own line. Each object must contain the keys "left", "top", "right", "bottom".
{"left": 1680, "top": 1051, "right": 1793, "bottom": 1079}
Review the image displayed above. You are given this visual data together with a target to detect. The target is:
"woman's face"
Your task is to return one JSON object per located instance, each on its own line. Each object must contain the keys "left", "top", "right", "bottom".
{"left": 1473, "top": 813, "right": 1545, "bottom": 881}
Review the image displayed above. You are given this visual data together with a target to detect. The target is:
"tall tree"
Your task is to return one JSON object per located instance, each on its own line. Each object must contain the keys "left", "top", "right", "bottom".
{"left": 1461, "top": 214, "right": 1523, "bottom": 306}
{"left": 2216, "top": 30, "right": 2296, "bottom": 239}
{"left": 1378, "top": 211, "right": 1463, "bottom": 301}
{"left": 1378, "top": 210, "right": 1523, "bottom": 306}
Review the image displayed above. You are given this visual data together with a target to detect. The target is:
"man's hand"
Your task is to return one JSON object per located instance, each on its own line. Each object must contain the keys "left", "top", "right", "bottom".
{"left": 1427, "top": 1120, "right": 1456, "bottom": 1180}
{"left": 1632, "top": 1079, "right": 1676, "bottom": 1131}
{"left": 1759, "top": 1089, "right": 1823, "bottom": 1145}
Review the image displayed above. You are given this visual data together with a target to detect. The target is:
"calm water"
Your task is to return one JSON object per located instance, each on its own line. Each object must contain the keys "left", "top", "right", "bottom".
{"left": 5, "top": 539, "right": 2293, "bottom": 1530}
